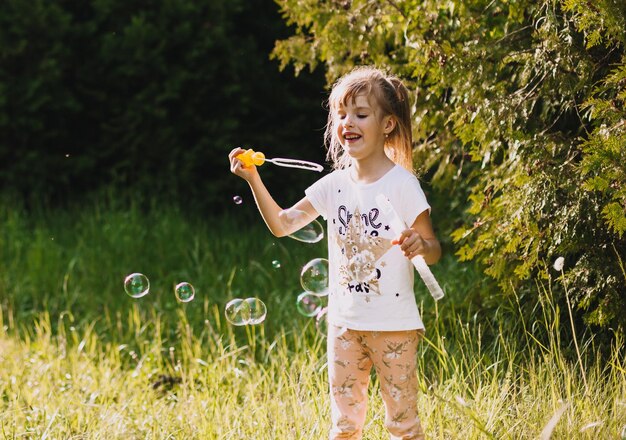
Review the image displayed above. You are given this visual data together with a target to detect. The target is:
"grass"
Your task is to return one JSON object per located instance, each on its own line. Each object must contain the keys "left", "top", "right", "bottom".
{"left": 0, "top": 194, "right": 625, "bottom": 439}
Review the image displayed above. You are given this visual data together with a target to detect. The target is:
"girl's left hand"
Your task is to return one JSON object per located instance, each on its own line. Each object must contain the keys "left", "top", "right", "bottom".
{"left": 392, "top": 229, "right": 427, "bottom": 260}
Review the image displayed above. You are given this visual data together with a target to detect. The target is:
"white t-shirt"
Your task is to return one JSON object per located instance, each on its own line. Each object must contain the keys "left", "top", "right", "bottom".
{"left": 305, "top": 165, "right": 431, "bottom": 331}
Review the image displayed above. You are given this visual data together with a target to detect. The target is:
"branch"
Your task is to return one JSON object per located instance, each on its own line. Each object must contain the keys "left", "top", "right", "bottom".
{"left": 385, "top": 0, "right": 407, "bottom": 19}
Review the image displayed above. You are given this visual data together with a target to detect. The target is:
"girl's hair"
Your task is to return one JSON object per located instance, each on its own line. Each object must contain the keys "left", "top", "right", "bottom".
{"left": 324, "top": 66, "right": 414, "bottom": 172}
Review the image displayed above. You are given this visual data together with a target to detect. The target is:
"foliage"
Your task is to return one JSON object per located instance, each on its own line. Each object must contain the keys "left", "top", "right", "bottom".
{"left": 0, "top": 0, "right": 326, "bottom": 207}
{"left": 272, "top": 0, "right": 626, "bottom": 328}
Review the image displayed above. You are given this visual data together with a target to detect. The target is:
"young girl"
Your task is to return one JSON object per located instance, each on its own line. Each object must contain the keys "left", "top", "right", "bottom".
{"left": 229, "top": 66, "right": 440, "bottom": 440}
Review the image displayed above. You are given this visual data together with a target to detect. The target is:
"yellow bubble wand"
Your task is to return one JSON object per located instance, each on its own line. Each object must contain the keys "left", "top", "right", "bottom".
{"left": 236, "top": 149, "right": 323, "bottom": 172}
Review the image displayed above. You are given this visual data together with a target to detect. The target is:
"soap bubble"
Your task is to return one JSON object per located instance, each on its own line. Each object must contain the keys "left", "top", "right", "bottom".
{"left": 296, "top": 292, "right": 323, "bottom": 317}
{"left": 279, "top": 208, "right": 324, "bottom": 243}
{"left": 245, "top": 297, "right": 267, "bottom": 325}
{"left": 233, "top": 195, "right": 243, "bottom": 205}
{"left": 124, "top": 273, "right": 150, "bottom": 298}
{"left": 290, "top": 220, "right": 324, "bottom": 243}
{"left": 225, "top": 298, "right": 249, "bottom": 326}
{"left": 272, "top": 260, "right": 281, "bottom": 269}
{"left": 316, "top": 307, "right": 328, "bottom": 337}
{"left": 174, "top": 282, "right": 195, "bottom": 303}
{"left": 300, "top": 258, "right": 329, "bottom": 296}
{"left": 225, "top": 297, "right": 267, "bottom": 325}
{"left": 279, "top": 208, "right": 304, "bottom": 227}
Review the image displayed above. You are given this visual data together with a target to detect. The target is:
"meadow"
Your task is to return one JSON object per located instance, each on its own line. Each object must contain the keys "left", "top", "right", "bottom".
{"left": 0, "top": 194, "right": 624, "bottom": 439}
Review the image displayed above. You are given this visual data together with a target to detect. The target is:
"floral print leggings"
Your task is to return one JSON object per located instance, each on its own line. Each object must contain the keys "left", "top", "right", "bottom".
{"left": 327, "top": 325, "right": 425, "bottom": 440}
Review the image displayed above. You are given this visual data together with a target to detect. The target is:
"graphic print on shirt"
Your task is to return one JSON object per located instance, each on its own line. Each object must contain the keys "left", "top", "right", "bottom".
{"left": 335, "top": 206, "right": 392, "bottom": 301}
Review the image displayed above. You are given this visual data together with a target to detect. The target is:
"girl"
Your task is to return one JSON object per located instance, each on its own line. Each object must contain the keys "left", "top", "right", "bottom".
{"left": 229, "top": 66, "right": 440, "bottom": 440}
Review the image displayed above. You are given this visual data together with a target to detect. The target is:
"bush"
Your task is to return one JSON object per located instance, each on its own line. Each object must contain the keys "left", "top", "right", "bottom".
{"left": 0, "top": 0, "right": 327, "bottom": 207}
{"left": 271, "top": 0, "right": 626, "bottom": 328}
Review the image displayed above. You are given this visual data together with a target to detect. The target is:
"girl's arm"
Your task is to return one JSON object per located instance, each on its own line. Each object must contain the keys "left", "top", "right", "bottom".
{"left": 392, "top": 210, "right": 441, "bottom": 265}
{"left": 229, "top": 147, "right": 319, "bottom": 237}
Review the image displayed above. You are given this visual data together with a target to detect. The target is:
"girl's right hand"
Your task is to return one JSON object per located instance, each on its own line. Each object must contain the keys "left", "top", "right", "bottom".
{"left": 229, "top": 147, "right": 259, "bottom": 182}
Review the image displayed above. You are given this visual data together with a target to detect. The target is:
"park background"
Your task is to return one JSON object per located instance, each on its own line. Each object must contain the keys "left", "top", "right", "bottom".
{"left": 0, "top": 0, "right": 625, "bottom": 438}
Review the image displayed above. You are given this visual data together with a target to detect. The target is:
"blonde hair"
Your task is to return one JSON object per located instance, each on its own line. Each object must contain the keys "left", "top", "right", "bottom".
{"left": 323, "top": 66, "right": 414, "bottom": 172}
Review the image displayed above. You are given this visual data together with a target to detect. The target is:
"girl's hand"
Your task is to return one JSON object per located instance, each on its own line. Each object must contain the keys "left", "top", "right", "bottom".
{"left": 229, "top": 147, "right": 259, "bottom": 182}
{"left": 392, "top": 229, "right": 427, "bottom": 260}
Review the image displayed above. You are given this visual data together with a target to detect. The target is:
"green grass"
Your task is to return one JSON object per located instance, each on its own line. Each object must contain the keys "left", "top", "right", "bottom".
{"left": 0, "top": 195, "right": 624, "bottom": 439}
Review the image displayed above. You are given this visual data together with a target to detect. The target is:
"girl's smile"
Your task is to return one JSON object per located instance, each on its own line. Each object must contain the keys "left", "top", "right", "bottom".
{"left": 343, "top": 131, "right": 361, "bottom": 143}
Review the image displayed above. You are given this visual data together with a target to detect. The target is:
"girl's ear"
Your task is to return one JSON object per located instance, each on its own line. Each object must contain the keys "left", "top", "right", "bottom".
{"left": 384, "top": 116, "right": 396, "bottom": 136}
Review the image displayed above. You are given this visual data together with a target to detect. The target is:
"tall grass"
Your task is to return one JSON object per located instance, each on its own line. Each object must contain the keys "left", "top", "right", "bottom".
{"left": 0, "top": 192, "right": 322, "bottom": 336}
{"left": 0, "top": 195, "right": 624, "bottom": 439}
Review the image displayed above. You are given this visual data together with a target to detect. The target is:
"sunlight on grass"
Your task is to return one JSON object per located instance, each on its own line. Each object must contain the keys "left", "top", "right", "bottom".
{"left": 0, "top": 196, "right": 624, "bottom": 439}
{"left": 1, "top": 299, "right": 624, "bottom": 438}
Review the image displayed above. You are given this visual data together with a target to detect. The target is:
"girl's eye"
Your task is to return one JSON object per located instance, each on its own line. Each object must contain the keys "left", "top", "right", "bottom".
{"left": 357, "top": 114, "right": 368, "bottom": 118}
{"left": 338, "top": 114, "right": 346, "bottom": 120}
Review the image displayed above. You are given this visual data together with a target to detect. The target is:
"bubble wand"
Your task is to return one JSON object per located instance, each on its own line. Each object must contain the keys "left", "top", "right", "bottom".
{"left": 375, "top": 194, "right": 445, "bottom": 301}
{"left": 236, "top": 148, "right": 323, "bottom": 172}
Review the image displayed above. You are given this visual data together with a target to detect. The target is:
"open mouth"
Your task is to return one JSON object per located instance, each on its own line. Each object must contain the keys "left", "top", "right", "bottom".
{"left": 343, "top": 133, "right": 361, "bottom": 141}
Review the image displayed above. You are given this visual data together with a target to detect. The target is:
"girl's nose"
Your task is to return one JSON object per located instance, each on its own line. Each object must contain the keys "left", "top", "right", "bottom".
{"left": 343, "top": 115, "right": 354, "bottom": 128}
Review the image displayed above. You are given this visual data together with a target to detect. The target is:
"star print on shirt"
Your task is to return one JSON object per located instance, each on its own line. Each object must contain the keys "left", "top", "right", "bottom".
{"left": 335, "top": 207, "right": 392, "bottom": 298}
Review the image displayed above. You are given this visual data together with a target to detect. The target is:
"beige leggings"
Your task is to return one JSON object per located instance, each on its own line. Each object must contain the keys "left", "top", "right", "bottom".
{"left": 327, "top": 325, "right": 425, "bottom": 440}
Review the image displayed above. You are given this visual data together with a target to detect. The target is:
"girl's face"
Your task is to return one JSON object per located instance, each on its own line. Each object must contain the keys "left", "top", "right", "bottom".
{"left": 334, "top": 93, "right": 393, "bottom": 163}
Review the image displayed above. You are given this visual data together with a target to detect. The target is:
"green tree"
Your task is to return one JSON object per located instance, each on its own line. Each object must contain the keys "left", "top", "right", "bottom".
{"left": 0, "top": 0, "right": 326, "bottom": 207}
{"left": 272, "top": 0, "right": 626, "bottom": 327}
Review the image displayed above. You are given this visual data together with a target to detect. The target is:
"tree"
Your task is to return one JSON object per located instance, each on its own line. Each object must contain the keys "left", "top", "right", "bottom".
{"left": 271, "top": 0, "right": 626, "bottom": 327}
{"left": 0, "top": 0, "right": 326, "bottom": 207}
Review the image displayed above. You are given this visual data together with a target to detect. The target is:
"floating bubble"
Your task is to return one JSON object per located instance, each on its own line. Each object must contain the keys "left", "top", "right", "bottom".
{"left": 225, "top": 297, "right": 267, "bottom": 325}
{"left": 279, "top": 208, "right": 324, "bottom": 243}
{"left": 174, "top": 282, "right": 195, "bottom": 303}
{"left": 245, "top": 297, "right": 267, "bottom": 325}
{"left": 279, "top": 208, "right": 304, "bottom": 227}
{"left": 225, "top": 298, "right": 249, "bottom": 326}
{"left": 290, "top": 221, "right": 324, "bottom": 243}
{"left": 296, "top": 291, "right": 323, "bottom": 317}
{"left": 316, "top": 307, "right": 328, "bottom": 337}
{"left": 300, "top": 258, "right": 329, "bottom": 296}
{"left": 272, "top": 260, "right": 281, "bottom": 269}
{"left": 233, "top": 195, "right": 243, "bottom": 205}
{"left": 124, "top": 273, "right": 150, "bottom": 298}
